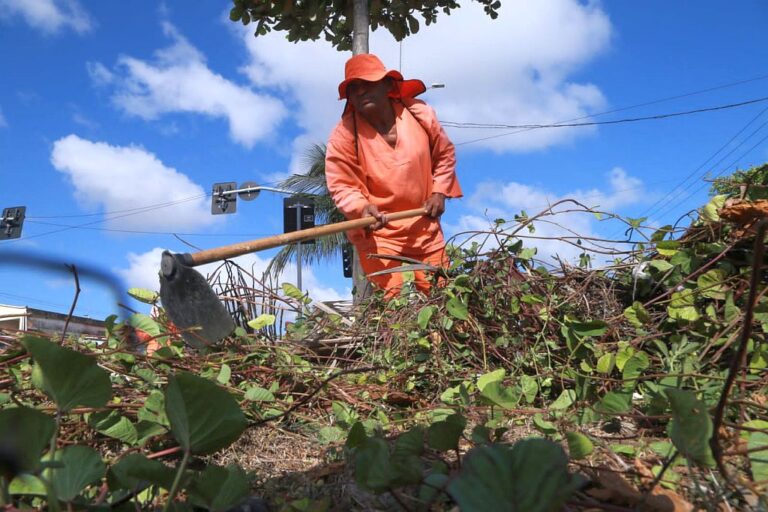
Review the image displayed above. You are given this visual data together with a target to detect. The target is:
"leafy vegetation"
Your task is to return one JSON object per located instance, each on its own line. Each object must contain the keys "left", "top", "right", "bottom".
{"left": 231, "top": 0, "right": 502, "bottom": 52}
{"left": 1, "top": 168, "right": 768, "bottom": 510}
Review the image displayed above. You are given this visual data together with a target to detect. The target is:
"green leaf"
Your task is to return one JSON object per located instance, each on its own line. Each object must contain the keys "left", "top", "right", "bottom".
{"left": 665, "top": 389, "right": 714, "bottom": 467}
{"left": 566, "top": 432, "right": 594, "bottom": 459}
{"left": 627, "top": 216, "right": 648, "bottom": 229}
{"left": 8, "top": 475, "right": 47, "bottom": 496}
{"left": 724, "top": 293, "right": 740, "bottom": 323}
{"left": 701, "top": 194, "right": 727, "bottom": 223}
{"left": 88, "top": 410, "right": 138, "bottom": 445}
{"left": 127, "top": 287, "right": 159, "bottom": 304}
{"left": 0, "top": 406, "right": 55, "bottom": 474}
{"left": 447, "top": 439, "right": 582, "bottom": 512}
{"left": 697, "top": 269, "right": 728, "bottom": 300}
{"left": 446, "top": 296, "right": 469, "bottom": 320}
{"left": 394, "top": 426, "right": 425, "bottom": 457}
{"left": 568, "top": 320, "right": 607, "bottom": 337}
{"left": 135, "top": 421, "right": 167, "bottom": 446}
{"left": 244, "top": 386, "right": 275, "bottom": 402}
{"left": 427, "top": 414, "right": 466, "bottom": 452}
{"left": 107, "top": 453, "right": 175, "bottom": 491}
{"left": 128, "top": 313, "right": 162, "bottom": 337}
{"left": 480, "top": 382, "right": 521, "bottom": 409}
{"left": 417, "top": 305, "right": 436, "bottom": 330}
{"left": 597, "top": 391, "right": 632, "bottom": 414}
{"left": 217, "top": 363, "right": 232, "bottom": 385}
{"left": 668, "top": 289, "right": 700, "bottom": 322}
{"left": 747, "top": 431, "right": 768, "bottom": 483}
{"left": 21, "top": 336, "right": 111, "bottom": 411}
{"left": 188, "top": 464, "right": 250, "bottom": 511}
{"left": 622, "top": 351, "right": 650, "bottom": 383}
{"left": 655, "top": 240, "right": 679, "bottom": 257}
{"left": 624, "top": 301, "right": 650, "bottom": 328}
{"left": 164, "top": 372, "right": 248, "bottom": 455}
{"left": 518, "top": 247, "right": 537, "bottom": 260}
{"left": 248, "top": 314, "right": 276, "bottom": 330}
{"left": 345, "top": 421, "right": 367, "bottom": 449}
{"left": 137, "top": 390, "right": 170, "bottom": 427}
{"left": 477, "top": 368, "right": 505, "bottom": 390}
{"left": 649, "top": 260, "right": 674, "bottom": 273}
{"left": 45, "top": 445, "right": 105, "bottom": 502}
{"left": 317, "top": 426, "right": 346, "bottom": 445}
{"left": 596, "top": 353, "right": 615, "bottom": 374}
{"left": 520, "top": 375, "right": 538, "bottom": 403}
{"left": 282, "top": 282, "right": 305, "bottom": 301}
{"left": 354, "top": 437, "right": 394, "bottom": 493}
{"left": 550, "top": 389, "right": 576, "bottom": 411}
{"left": 532, "top": 413, "right": 558, "bottom": 436}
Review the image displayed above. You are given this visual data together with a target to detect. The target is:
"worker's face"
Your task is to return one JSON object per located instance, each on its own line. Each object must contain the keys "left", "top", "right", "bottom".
{"left": 346, "top": 78, "right": 394, "bottom": 115}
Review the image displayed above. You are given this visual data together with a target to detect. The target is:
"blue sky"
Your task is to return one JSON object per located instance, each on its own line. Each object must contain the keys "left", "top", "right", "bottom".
{"left": 1, "top": 0, "right": 767, "bottom": 321}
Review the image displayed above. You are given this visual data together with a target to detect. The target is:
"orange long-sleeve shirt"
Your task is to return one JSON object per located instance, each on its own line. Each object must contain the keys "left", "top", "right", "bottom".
{"left": 325, "top": 98, "right": 462, "bottom": 254}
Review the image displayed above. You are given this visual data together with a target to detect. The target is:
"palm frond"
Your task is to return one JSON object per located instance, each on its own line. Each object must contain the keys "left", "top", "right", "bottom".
{"left": 268, "top": 143, "right": 350, "bottom": 279}
{"left": 267, "top": 232, "right": 348, "bottom": 278}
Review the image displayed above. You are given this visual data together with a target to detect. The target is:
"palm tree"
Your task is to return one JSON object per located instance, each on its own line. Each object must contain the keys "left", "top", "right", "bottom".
{"left": 268, "top": 143, "right": 373, "bottom": 302}
{"left": 266, "top": 143, "right": 347, "bottom": 278}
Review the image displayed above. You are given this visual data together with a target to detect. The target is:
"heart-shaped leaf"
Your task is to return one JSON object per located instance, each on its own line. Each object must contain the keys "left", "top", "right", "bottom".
{"left": 45, "top": 445, "right": 105, "bottom": 502}
{"left": 427, "top": 414, "right": 466, "bottom": 452}
{"left": 354, "top": 436, "right": 394, "bottom": 493}
{"left": 447, "top": 439, "right": 582, "bottom": 511}
{"left": 187, "top": 464, "right": 250, "bottom": 511}
{"left": 666, "top": 389, "right": 714, "bottom": 467}
{"left": 21, "top": 336, "right": 111, "bottom": 411}
{"left": 446, "top": 296, "right": 469, "bottom": 320}
{"left": 107, "top": 453, "right": 175, "bottom": 491}
{"left": 248, "top": 314, "right": 276, "bottom": 330}
{"left": 164, "top": 372, "right": 248, "bottom": 454}
{"left": 566, "top": 432, "right": 594, "bottom": 460}
{"left": 0, "top": 407, "right": 55, "bottom": 474}
{"left": 88, "top": 411, "right": 138, "bottom": 445}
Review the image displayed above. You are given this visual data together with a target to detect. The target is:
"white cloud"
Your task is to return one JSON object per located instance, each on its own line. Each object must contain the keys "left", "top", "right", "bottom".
{"left": 93, "top": 22, "right": 286, "bottom": 148}
{"left": 448, "top": 167, "right": 645, "bottom": 265}
{"left": 118, "top": 248, "right": 349, "bottom": 303}
{"left": 86, "top": 61, "right": 114, "bottom": 86}
{"left": 50, "top": 134, "right": 214, "bottom": 231}
{"left": 0, "top": 0, "right": 92, "bottom": 34}
{"left": 0, "top": 106, "right": 6, "bottom": 127}
{"left": 236, "top": 0, "right": 611, "bottom": 158}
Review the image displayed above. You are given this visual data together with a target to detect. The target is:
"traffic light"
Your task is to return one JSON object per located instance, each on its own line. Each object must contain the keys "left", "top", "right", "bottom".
{"left": 342, "top": 243, "right": 354, "bottom": 278}
{"left": 1, "top": 206, "right": 25, "bottom": 240}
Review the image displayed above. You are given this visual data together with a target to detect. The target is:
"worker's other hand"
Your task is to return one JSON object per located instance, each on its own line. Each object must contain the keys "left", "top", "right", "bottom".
{"left": 424, "top": 192, "right": 446, "bottom": 218}
{"left": 361, "top": 203, "right": 388, "bottom": 230}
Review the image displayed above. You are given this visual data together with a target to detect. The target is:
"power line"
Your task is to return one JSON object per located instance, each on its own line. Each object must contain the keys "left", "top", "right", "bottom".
{"left": 27, "top": 193, "right": 208, "bottom": 219}
{"left": 652, "top": 130, "right": 768, "bottom": 222}
{"left": 636, "top": 106, "right": 768, "bottom": 222}
{"left": 454, "top": 72, "right": 768, "bottom": 147}
{"left": 25, "top": 219, "right": 275, "bottom": 237}
{"left": 442, "top": 96, "right": 768, "bottom": 130}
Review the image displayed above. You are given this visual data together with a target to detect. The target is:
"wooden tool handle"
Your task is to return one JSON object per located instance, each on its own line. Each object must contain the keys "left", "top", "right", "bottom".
{"left": 180, "top": 208, "right": 427, "bottom": 267}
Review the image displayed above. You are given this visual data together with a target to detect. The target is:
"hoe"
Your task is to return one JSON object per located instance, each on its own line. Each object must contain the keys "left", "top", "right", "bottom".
{"left": 159, "top": 208, "right": 426, "bottom": 347}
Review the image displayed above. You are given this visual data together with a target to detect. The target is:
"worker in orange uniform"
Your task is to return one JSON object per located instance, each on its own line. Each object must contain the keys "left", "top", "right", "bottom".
{"left": 325, "top": 53, "right": 462, "bottom": 297}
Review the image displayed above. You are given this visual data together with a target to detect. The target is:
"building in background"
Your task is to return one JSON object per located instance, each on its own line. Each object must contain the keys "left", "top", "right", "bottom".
{"left": 0, "top": 304, "right": 105, "bottom": 338}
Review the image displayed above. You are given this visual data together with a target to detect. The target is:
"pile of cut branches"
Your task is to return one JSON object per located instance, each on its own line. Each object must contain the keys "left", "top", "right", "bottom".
{"left": 1, "top": 188, "right": 767, "bottom": 511}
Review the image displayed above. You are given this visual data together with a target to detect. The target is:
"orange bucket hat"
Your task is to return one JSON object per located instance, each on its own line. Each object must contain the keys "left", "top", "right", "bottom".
{"left": 338, "top": 53, "right": 426, "bottom": 100}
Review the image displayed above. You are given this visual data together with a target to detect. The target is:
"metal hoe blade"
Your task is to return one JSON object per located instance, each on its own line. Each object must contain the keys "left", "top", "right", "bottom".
{"left": 158, "top": 251, "right": 235, "bottom": 348}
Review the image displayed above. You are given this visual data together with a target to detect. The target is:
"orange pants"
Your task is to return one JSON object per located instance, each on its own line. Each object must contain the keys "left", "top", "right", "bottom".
{"left": 358, "top": 246, "right": 447, "bottom": 298}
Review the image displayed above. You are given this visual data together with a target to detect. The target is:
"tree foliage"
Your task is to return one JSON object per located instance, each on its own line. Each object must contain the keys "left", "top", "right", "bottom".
{"left": 230, "top": 0, "right": 503, "bottom": 51}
